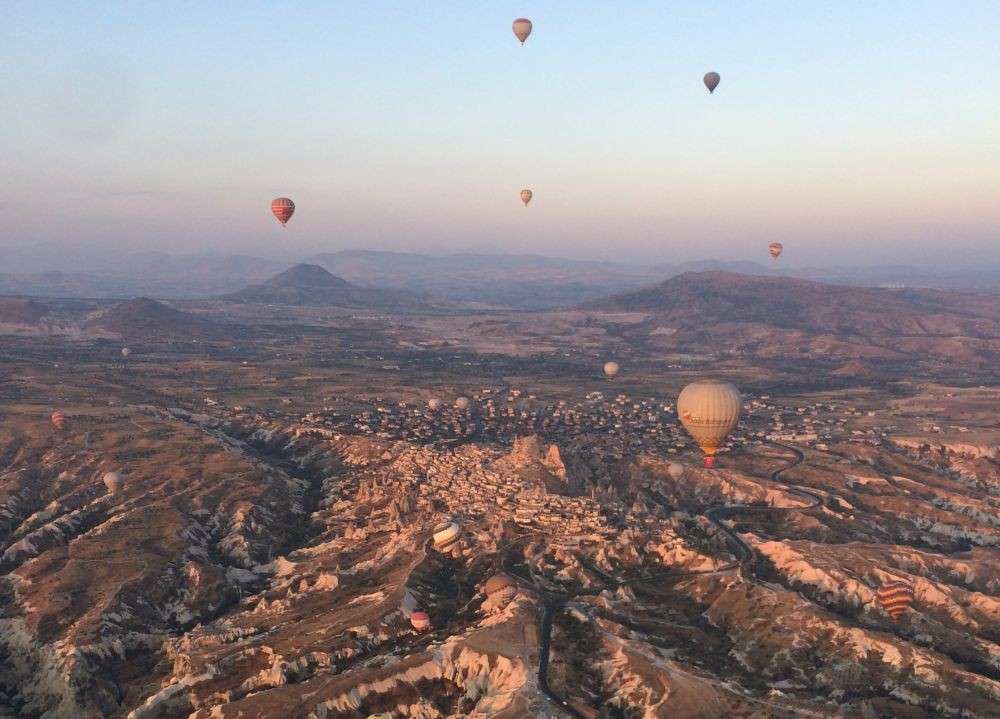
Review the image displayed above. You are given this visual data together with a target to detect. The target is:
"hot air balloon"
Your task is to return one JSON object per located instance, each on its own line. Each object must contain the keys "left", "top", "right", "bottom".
{"left": 483, "top": 574, "right": 518, "bottom": 608}
{"left": 520, "top": 189, "right": 533, "bottom": 206}
{"left": 271, "top": 197, "right": 295, "bottom": 227}
{"left": 769, "top": 242, "right": 783, "bottom": 260}
{"left": 121, "top": 347, "right": 131, "bottom": 358}
{"left": 877, "top": 580, "right": 915, "bottom": 621}
{"left": 103, "top": 471, "right": 125, "bottom": 494}
{"left": 603, "top": 361, "right": 620, "bottom": 379}
{"left": 427, "top": 398, "right": 442, "bottom": 411}
{"left": 677, "top": 379, "right": 741, "bottom": 467}
{"left": 51, "top": 411, "right": 67, "bottom": 430}
{"left": 667, "top": 462, "right": 685, "bottom": 480}
{"left": 433, "top": 520, "right": 462, "bottom": 551}
{"left": 410, "top": 611, "right": 431, "bottom": 631}
{"left": 454, "top": 396, "right": 471, "bottom": 411}
{"left": 704, "top": 72, "right": 721, "bottom": 94}
{"left": 512, "top": 18, "right": 532, "bottom": 44}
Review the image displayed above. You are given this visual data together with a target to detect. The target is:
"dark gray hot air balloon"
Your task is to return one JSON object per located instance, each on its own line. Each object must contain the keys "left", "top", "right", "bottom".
{"left": 704, "top": 72, "right": 721, "bottom": 94}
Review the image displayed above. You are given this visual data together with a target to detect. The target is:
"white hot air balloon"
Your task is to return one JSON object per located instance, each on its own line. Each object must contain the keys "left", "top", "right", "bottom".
{"left": 667, "top": 462, "right": 685, "bottom": 481}
{"left": 677, "top": 379, "right": 742, "bottom": 467}
{"left": 121, "top": 347, "right": 131, "bottom": 358}
{"left": 103, "top": 470, "right": 125, "bottom": 494}
{"left": 603, "top": 361, "right": 620, "bottom": 379}
{"left": 512, "top": 18, "right": 532, "bottom": 44}
{"left": 454, "top": 396, "right": 471, "bottom": 411}
{"left": 427, "top": 397, "right": 442, "bottom": 411}
{"left": 433, "top": 520, "right": 462, "bottom": 550}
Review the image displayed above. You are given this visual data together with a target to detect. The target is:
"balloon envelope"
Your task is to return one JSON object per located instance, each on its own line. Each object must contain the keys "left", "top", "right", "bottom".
{"left": 410, "top": 611, "right": 431, "bottom": 631}
{"left": 520, "top": 189, "right": 533, "bottom": 206}
{"left": 704, "top": 72, "right": 721, "bottom": 93}
{"left": 427, "top": 398, "right": 442, "bottom": 411}
{"left": 603, "top": 361, "right": 620, "bottom": 379}
{"left": 455, "top": 396, "right": 471, "bottom": 410}
{"left": 877, "top": 580, "right": 915, "bottom": 620}
{"left": 51, "top": 411, "right": 67, "bottom": 430}
{"left": 103, "top": 471, "right": 125, "bottom": 494}
{"left": 677, "top": 379, "right": 741, "bottom": 461}
{"left": 121, "top": 347, "right": 131, "bottom": 358}
{"left": 667, "top": 462, "right": 685, "bottom": 480}
{"left": 271, "top": 197, "right": 295, "bottom": 226}
{"left": 512, "top": 18, "right": 532, "bottom": 44}
{"left": 769, "top": 242, "right": 783, "bottom": 259}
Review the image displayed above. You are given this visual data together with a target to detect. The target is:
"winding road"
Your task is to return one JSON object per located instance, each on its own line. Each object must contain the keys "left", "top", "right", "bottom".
{"left": 525, "top": 442, "right": 824, "bottom": 718}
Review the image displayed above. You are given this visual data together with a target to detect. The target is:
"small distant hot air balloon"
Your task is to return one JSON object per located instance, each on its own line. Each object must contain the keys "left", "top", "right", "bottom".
{"left": 427, "top": 398, "right": 442, "bottom": 411}
{"left": 704, "top": 72, "right": 721, "bottom": 94}
{"left": 877, "top": 580, "right": 915, "bottom": 621}
{"left": 677, "top": 379, "right": 741, "bottom": 468}
{"left": 483, "top": 574, "right": 518, "bottom": 608}
{"left": 410, "top": 611, "right": 431, "bottom": 631}
{"left": 103, "top": 471, "right": 125, "bottom": 494}
{"left": 603, "top": 361, "right": 620, "bottom": 379}
{"left": 51, "top": 411, "right": 67, "bottom": 430}
{"left": 668, "top": 462, "right": 685, "bottom": 481}
{"left": 769, "top": 242, "right": 783, "bottom": 260}
{"left": 454, "top": 396, "right": 471, "bottom": 411}
{"left": 433, "top": 520, "right": 462, "bottom": 551}
{"left": 271, "top": 197, "right": 295, "bottom": 227}
{"left": 512, "top": 18, "right": 532, "bottom": 44}
{"left": 520, "top": 189, "right": 533, "bottom": 206}
{"left": 121, "top": 347, "right": 131, "bottom": 358}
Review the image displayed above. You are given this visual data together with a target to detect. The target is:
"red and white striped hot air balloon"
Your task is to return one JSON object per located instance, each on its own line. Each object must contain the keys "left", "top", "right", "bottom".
{"left": 50, "top": 411, "right": 67, "bottom": 430}
{"left": 769, "top": 242, "right": 783, "bottom": 260}
{"left": 876, "top": 580, "right": 915, "bottom": 621}
{"left": 512, "top": 18, "right": 532, "bottom": 44}
{"left": 270, "top": 197, "right": 295, "bottom": 227}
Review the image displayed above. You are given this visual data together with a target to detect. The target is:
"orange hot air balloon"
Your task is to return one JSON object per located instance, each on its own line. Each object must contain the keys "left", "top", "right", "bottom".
{"left": 769, "top": 242, "right": 783, "bottom": 260}
{"left": 704, "top": 72, "right": 721, "bottom": 94}
{"left": 51, "top": 411, "right": 67, "bottom": 430}
{"left": 512, "top": 18, "right": 532, "bottom": 44}
{"left": 520, "top": 189, "right": 533, "bottom": 206}
{"left": 271, "top": 197, "right": 295, "bottom": 227}
{"left": 877, "top": 580, "right": 915, "bottom": 621}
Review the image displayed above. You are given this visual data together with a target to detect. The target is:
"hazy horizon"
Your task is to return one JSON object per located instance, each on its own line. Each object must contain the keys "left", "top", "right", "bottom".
{"left": 2, "top": 2, "right": 998, "bottom": 267}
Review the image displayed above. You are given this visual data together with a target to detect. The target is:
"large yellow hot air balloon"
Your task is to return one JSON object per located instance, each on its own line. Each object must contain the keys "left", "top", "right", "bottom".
{"left": 677, "top": 379, "right": 741, "bottom": 467}
{"left": 520, "top": 189, "right": 533, "bottom": 206}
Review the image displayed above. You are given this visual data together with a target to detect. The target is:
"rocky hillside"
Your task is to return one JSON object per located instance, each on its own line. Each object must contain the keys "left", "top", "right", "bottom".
{"left": 85, "top": 298, "right": 231, "bottom": 340}
{"left": 584, "top": 272, "right": 1000, "bottom": 363}
{"left": 0, "top": 298, "right": 48, "bottom": 326}
{"left": 0, "top": 396, "right": 997, "bottom": 718}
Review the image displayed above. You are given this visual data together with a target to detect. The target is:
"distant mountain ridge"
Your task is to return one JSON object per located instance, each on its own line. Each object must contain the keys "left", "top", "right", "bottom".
{"left": 1, "top": 248, "right": 998, "bottom": 308}
{"left": 584, "top": 271, "right": 1000, "bottom": 364}
{"left": 222, "top": 264, "right": 429, "bottom": 309}
{"left": 85, "top": 298, "right": 229, "bottom": 340}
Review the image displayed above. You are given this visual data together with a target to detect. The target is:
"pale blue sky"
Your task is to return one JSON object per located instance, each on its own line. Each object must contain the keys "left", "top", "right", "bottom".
{"left": 1, "top": 2, "right": 997, "bottom": 266}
